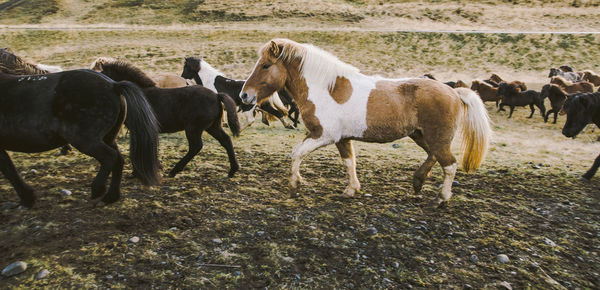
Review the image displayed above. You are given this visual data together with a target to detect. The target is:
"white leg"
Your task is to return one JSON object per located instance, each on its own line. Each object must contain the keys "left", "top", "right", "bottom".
{"left": 290, "top": 137, "right": 333, "bottom": 189}
{"left": 435, "top": 163, "right": 457, "bottom": 206}
{"left": 336, "top": 140, "right": 360, "bottom": 197}
{"left": 239, "top": 110, "right": 255, "bottom": 132}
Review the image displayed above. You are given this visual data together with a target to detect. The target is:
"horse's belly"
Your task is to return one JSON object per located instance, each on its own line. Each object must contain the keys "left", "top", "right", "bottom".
{"left": 0, "top": 134, "right": 65, "bottom": 153}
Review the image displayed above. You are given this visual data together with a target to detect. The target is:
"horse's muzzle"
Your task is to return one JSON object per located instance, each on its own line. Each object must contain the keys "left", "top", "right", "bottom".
{"left": 240, "top": 92, "right": 256, "bottom": 105}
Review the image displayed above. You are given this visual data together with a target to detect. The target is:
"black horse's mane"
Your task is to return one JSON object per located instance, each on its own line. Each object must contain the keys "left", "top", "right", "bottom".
{"left": 100, "top": 60, "right": 156, "bottom": 88}
{"left": 0, "top": 48, "right": 49, "bottom": 75}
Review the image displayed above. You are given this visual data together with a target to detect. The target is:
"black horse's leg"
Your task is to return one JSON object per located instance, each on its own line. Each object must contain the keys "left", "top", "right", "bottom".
{"left": 101, "top": 142, "right": 124, "bottom": 204}
{"left": 527, "top": 104, "right": 535, "bottom": 118}
{"left": 498, "top": 103, "right": 505, "bottom": 112}
{"left": 0, "top": 150, "right": 35, "bottom": 207}
{"left": 168, "top": 127, "right": 204, "bottom": 177}
{"left": 508, "top": 106, "right": 515, "bottom": 118}
{"left": 553, "top": 111, "right": 558, "bottom": 124}
{"left": 582, "top": 153, "right": 600, "bottom": 180}
{"left": 207, "top": 125, "right": 239, "bottom": 178}
{"left": 71, "top": 141, "right": 119, "bottom": 201}
{"left": 544, "top": 109, "right": 553, "bottom": 123}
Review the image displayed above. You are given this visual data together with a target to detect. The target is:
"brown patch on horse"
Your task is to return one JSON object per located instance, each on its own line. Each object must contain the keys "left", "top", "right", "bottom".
{"left": 361, "top": 80, "right": 420, "bottom": 142}
{"left": 285, "top": 59, "right": 323, "bottom": 139}
{"left": 329, "top": 76, "right": 353, "bottom": 104}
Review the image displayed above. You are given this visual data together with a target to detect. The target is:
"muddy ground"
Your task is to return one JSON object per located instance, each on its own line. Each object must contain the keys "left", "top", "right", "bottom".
{"left": 1, "top": 106, "right": 599, "bottom": 288}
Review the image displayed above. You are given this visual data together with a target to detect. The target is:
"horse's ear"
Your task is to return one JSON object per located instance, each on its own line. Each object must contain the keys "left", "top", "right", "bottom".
{"left": 268, "top": 41, "right": 281, "bottom": 57}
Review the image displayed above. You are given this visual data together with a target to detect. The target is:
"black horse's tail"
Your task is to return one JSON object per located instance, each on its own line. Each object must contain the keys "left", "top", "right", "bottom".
{"left": 218, "top": 93, "right": 240, "bottom": 137}
{"left": 114, "top": 81, "right": 161, "bottom": 186}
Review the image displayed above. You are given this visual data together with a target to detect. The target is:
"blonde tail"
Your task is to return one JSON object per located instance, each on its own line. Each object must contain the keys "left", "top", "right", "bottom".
{"left": 454, "top": 88, "right": 492, "bottom": 173}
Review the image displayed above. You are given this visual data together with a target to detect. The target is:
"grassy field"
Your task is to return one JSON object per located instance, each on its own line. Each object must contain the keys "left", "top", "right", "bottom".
{"left": 1, "top": 1, "right": 600, "bottom": 289}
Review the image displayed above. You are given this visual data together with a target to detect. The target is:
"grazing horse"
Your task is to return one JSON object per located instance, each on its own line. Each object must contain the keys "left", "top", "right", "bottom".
{"left": 96, "top": 59, "right": 240, "bottom": 178}
{"left": 471, "top": 80, "right": 501, "bottom": 107}
{"left": 497, "top": 82, "right": 546, "bottom": 119}
{"left": 240, "top": 39, "right": 491, "bottom": 206}
{"left": 0, "top": 70, "right": 161, "bottom": 207}
{"left": 549, "top": 68, "right": 582, "bottom": 83}
{"left": 550, "top": 76, "right": 594, "bottom": 94}
{"left": 560, "top": 92, "right": 600, "bottom": 180}
{"left": 541, "top": 84, "right": 568, "bottom": 124}
{"left": 181, "top": 56, "right": 300, "bottom": 129}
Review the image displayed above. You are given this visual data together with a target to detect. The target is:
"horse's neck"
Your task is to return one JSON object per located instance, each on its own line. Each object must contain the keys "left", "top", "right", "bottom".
{"left": 214, "top": 75, "right": 244, "bottom": 102}
{"left": 198, "top": 61, "right": 222, "bottom": 93}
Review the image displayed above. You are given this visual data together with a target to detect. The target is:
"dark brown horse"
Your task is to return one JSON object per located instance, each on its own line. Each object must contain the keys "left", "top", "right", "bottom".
{"left": 96, "top": 59, "right": 240, "bottom": 178}
{"left": 0, "top": 69, "right": 161, "bottom": 207}
{"left": 541, "top": 84, "right": 568, "bottom": 124}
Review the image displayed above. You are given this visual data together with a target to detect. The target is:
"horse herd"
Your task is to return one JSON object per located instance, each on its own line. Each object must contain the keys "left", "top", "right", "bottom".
{"left": 0, "top": 39, "right": 597, "bottom": 210}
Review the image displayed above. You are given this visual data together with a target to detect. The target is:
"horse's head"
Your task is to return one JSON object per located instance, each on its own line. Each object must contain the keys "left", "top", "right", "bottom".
{"left": 240, "top": 40, "right": 288, "bottom": 106}
{"left": 182, "top": 57, "right": 203, "bottom": 86}
{"left": 470, "top": 80, "right": 479, "bottom": 91}
{"left": 549, "top": 68, "right": 560, "bottom": 78}
{"left": 561, "top": 94, "right": 592, "bottom": 138}
{"left": 90, "top": 57, "right": 117, "bottom": 72}
{"left": 559, "top": 65, "right": 574, "bottom": 72}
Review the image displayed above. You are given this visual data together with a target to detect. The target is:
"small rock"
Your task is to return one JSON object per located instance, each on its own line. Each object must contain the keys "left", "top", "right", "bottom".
{"left": 35, "top": 269, "right": 50, "bottom": 280}
{"left": 392, "top": 262, "right": 400, "bottom": 269}
{"left": 256, "top": 231, "right": 265, "bottom": 237}
{"left": 2, "top": 261, "right": 27, "bottom": 277}
{"left": 212, "top": 238, "right": 223, "bottom": 244}
{"left": 233, "top": 270, "right": 241, "bottom": 276}
{"left": 1, "top": 202, "right": 19, "bottom": 210}
{"left": 306, "top": 278, "right": 314, "bottom": 283}
{"left": 60, "top": 189, "right": 72, "bottom": 196}
{"left": 470, "top": 254, "right": 479, "bottom": 263}
{"left": 29, "top": 169, "right": 38, "bottom": 174}
{"left": 544, "top": 237, "right": 556, "bottom": 247}
{"left": 265, "top": 208, "right": 276, "bottom": 213}
{"left": 379, "top": 268, "right": 387, "bottom": 273}
{"left": 497, "top": 254, "right": 510, "bottom": 264}
{"left": 105, "top": 275, "right": 113, "bottom": 280}
{"left": 532, "top": 165, "right": 541, "bottom": 169}
{"left": 452, "top": 181, "right": 460, "bottom": 186}
{"left": 128, "top": 236, "right": 140, "bottom": 243}
{"left": 365, "top": 227, "right": 378, "bottom": 236}
{"left": 392, "top": 143, "right": 400, "bottom": 149}
{"left": 363, "top": 193, "right": 372, "bottom": 197}
{"left": 498, "top": 281, "right": 512, "bottom": 290}
{"left": 464, "top": 284, "right": 473, "bottom": 289}
{"left": 295, "top": 274, "right": 301, "bottom": 280}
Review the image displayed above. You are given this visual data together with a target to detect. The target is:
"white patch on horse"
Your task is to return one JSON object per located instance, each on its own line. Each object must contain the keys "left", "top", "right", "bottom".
{"left": 197, "top": 59, "right": 223, "bottom": 93}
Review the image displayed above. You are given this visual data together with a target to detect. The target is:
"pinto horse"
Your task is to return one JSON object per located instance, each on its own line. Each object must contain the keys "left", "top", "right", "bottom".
{"left": 0, "top": 70, "right": 161, "bottom": 207}
{"left": 240, "top": 39, "right": 491, "bottom": 206}
{"left": 181, "top": 56, "right": 300, "bottom": 129}
{"left": 560, "top": 92, "right": 600, "bottom": 180}
{"left": 94, "top": 59, "right": 240, "bottom": 178}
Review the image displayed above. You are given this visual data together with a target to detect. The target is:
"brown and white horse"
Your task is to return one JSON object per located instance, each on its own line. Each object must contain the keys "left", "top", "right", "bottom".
{"left": 240, "top": 39, "right": 491, "bottom": 206}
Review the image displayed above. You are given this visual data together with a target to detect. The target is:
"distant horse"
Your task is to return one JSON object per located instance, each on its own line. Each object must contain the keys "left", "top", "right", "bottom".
{"left": 582, "top": 70, "right": 600, "bottom": 86}
{"left": 560, "top": 92, "right": 600, "bottom": 180}
{"left": 0, "top": 48, "right": 74, "bottom": 156}
{"left": 95, "top": 59, "right": 240, "bottom": 178}
{"left": 549, "top": 68, "right": 582, "bottom": 83}
{"left": 541, "top": 84, "right": 568, "bottom": 124}
{"left": 240, "top": 39, "right": 491, "bottom": 206}
{"left": 181, "top": 56, "right": 300, "bottom": 129}
{"left": 550, "top": 76, "right": 594, "bottom": 94}
{"left": 0, "top": 70, "right": 161, "bottom": 207}
{"left": 497, "top": 82, "right": 545, "bottom": 119}
{"left": 471, "top": 80, "right": 501, "bottom": 107}
{"left": 487, "top": 73, "right": 528, "bottom": 91}
{"left": 153, "top": 73, "right": 196, "bottom": 88}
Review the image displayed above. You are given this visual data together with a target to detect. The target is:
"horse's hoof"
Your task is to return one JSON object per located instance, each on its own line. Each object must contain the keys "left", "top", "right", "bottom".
{"left": 168, "top": 172, "right": 177, "bottom": 178}
{"left": 430, "top": 198, "right": 448, "bottom": 209}
{"left": 289, "top": 190, "right": 300, "bottom": 198}
{"left": 579, "top": 176, "right": 592, "bottom": 182}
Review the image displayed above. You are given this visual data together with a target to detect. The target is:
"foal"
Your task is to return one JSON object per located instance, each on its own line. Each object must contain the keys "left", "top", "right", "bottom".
{"left": 561, "top": 92, "right": 600, "bottom": 180}
{"left": 240, "top": 39, "right": 491, "bottom": 206}
{"left": 95, "top": 59, "right": 240, "bottom": 178}
{"left": 541, "top": 84, "right": 568, "bottom": 124}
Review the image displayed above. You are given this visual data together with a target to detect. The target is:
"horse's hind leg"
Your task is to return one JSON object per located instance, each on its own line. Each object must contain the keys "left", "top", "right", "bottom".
{"left": 70, "top": 141, "right": 119, "bottom": 202}
{"left": 582, "top": 153, "right": 600, "bottom": 180}
{"left": 422, "top": 131, "right": 457, "bottom": 207}
{"left": 168, "top": 127, "right": 204, "bottom": 177}
{"left": 409, "top": 130, "right": 437, "bottom": 194}
{"left": 544, "top": 109, "right": 553, "bottom": 123}
{"left": 527, "top": 104, "right": 535, "bottom": 118}
{"left": 0, "top": 150, "right": 35, "bottom": 207}
{"left": 335, "top": 139, "right": 360, "bottom": 197}
{"left": 101, "top": 141, "right": 124, "bottom": 204}
{"left": 508, "top": 106, "right": 515, "bottom": 118}
{"left": 206, "top": 125, "right": 239, "bottom": 177}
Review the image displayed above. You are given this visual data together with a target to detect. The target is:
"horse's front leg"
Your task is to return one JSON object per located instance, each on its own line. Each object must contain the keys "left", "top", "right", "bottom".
{"left": 335, "top": 139, "right": 360, "bottom": 198}
{"left": 289, "top": 137, "right": 332, "bottom": 193}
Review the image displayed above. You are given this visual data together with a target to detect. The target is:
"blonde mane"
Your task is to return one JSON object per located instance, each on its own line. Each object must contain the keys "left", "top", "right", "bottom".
{"left": 265, "top": 38, "right": 361, "bottom": 90}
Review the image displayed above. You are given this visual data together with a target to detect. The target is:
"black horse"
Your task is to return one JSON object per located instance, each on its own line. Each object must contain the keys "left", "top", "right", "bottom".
{"left": 561, "top": 92, "right": 600, "bottom": 180}
{"left": 181, "top": 56, "right": 300, "bottom": 128}
{"left": 0, "top": 70, "right": 161, "bottom": 207}
{"left": 497, "top": 82, "right": 546, "bottom": 119}
{"left": 96, "top": 60, "right": 240, "bottom": 178}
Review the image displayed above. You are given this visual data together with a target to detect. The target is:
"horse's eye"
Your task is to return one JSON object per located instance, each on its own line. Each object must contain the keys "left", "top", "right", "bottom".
{"left": 262, "top": 64, "right": 271, "bottom": 69}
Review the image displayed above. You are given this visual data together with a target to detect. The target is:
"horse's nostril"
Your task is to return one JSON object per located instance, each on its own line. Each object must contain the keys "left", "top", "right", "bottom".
{"left": 241, "top": 93, "right": 248, "bottom": 100}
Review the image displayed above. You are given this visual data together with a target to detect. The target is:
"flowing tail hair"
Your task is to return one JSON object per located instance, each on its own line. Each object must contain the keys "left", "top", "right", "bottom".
{"left": 114, "top": 81, "right": 162, "bottom": 185}
{"left": 454, "top": 88, "right": 492, "bottom": 173}
{"left": 217, "top": 93, "right": 240, "bottom": 137}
